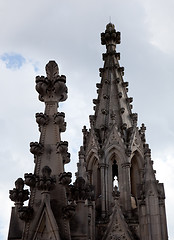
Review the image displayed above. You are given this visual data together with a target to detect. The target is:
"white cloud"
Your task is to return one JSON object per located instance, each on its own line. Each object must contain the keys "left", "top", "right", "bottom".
{"left": 140, "top": 0, "right": 174, "bottom": 53}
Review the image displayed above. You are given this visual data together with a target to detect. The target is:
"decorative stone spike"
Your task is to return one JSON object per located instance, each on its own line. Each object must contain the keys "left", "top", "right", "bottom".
{"left": 89, "top": 115, "right": 95, "bottom": 125}
{"left": 35, "top": 61, "right": 67, "bottom": 103}
{"left": 36, "top": 166, "right": 56, "bottom": 191}
{"left": 118, "top": 67, "right": 124, "bottom": 75}
{"left": 57, "top": 141, "right": 70, "bottom": 164}
{"left": 68, "top": 177, "right": 94, "bottom": 202}
{"left": 131, "top": 113, "right": 138, "bottom": 122}
{"left": 122, "top": 82, "right": 129, "bottom": 87}
{"left": 24, "top": 173, "right": 36, "bottom": 188}
{"left": 101, "top": 23, "right": 121, "bottom": 46}
{"left": 144, "top": 144, "right": 151, "bottom": 156}
{"left": 59, "top": 172, "right": 72, "bottom": 186}
{"left": 93, "top": 99, "right": 99, "bottom": 105}
{"left": 30, "top": 142, "right": 44, "bottom": 156}
{"left": 96, "top": 83, "right": 102, "bottom": 88}
{"left": 35, "top": 113, "right": 49, "bottom": 128}
{"left": 102, "top": 53, "right": 107, "bottom": 61}
{"left": 53, "top": 112, "right": 66, "bottom": 132}
{"left": 140, "top": 123, "right": 146, "bottom": 133}
{"left": 127, "top": 97, "right": 133, "bottom": 103}
{"left": 116, "top": 52, "right": 120, "bottom": 60}
{"left": 9, "top": 178, "right": 29, "bottom": 205}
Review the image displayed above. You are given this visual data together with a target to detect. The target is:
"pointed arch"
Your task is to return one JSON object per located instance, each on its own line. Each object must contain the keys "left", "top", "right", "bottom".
{"left": 105, "top": 145, "right": 127, "bottom": 164}
{"left": 85, "top": 150, "right": 101, "bottom": 199}
{"left": 86, "top": 148, "right": 99, "bottom": 170}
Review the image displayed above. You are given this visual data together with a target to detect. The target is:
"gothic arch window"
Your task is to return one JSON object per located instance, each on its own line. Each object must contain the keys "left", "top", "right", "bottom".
{"left": 111, "top": 156, "right": 119, "bottom": 189}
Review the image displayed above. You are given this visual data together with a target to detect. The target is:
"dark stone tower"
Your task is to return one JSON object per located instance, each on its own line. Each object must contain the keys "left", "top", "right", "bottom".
{"left": 8, "top": 23, "right": 168, "bottom": 240}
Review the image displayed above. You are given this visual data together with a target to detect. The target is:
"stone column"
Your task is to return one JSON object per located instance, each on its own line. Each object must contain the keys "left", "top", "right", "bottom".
{"left": 99, "top": 163, "right": 107, "bottom": 218}
{"left": 120, "top": 162, "right": 132, "bottom": 215}
{"left": 139, "top": 200, "right": 149, "bottom": 240}
{"left": 88, "top": 201, "right": 95, "bottom": 240}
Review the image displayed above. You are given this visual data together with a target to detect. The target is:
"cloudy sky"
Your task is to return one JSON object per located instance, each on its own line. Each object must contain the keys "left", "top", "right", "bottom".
{"left": 0, "top": 0, "right": 174, "bottom": 239}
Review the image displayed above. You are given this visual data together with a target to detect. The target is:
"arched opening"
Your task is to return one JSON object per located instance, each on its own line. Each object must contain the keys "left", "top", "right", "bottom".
{"left": 110, "top": 153, "right": 119, "bottom": 193}
{"left": 112, "top": 159, "right": 119, "bottom": 189}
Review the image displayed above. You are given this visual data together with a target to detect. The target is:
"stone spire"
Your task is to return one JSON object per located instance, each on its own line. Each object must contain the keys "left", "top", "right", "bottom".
{"left": 76, "top": 23, "right": 168, "bottom": 240}
{"left": 8, "top": 61, "right": 72, "bottom": 240}
{"left": 91, "top": 23, "right": 135, "bottom": 147}
{"left": 8, "top": 24, "right": 168, "bottom": 240}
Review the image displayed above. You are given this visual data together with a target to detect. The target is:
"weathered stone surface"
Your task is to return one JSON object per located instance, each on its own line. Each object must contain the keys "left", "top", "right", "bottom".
{"left": 8, "top": 24, "right": 168, "bottom": 240}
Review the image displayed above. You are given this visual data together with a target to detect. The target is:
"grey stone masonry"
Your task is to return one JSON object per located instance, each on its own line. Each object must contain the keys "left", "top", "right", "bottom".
{"left": 8, "top": 24, "right": 168, "bottom": 240}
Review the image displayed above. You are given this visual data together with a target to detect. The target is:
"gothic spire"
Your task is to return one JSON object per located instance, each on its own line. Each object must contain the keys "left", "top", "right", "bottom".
{"left": 92, "top": 23, "right": 136, "bottom": 145}
{"left": 9, "top": 61, "right": 72, "bottom": 240}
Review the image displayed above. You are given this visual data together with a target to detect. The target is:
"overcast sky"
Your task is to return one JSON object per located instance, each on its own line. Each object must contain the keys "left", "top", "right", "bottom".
{"left": 0, "top": 0, "right": 174, "bottom": 239}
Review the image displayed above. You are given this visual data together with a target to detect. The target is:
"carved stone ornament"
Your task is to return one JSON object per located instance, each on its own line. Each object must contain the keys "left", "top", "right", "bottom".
{"left": 93, "top": 99, "right": 99, "bottom": 105}
{"left": 157, "top": 183, "right": 165, "bottom": 200}
{"left": 30, "top": 142, "right": 44, "bottom": 156}
{"left": 59, "top": 172, "right": 72, "bottom": 186}
{"left": 35, "top": 61, "right": 68, "bottom": 103}
{"left": 101, "top": 23, "right": 121, "bottom": 46}
{"left": 53, "top": 112, "right": 66, "bottom": 132}
{"left": 18, "top": 206, "right": 34, "bottom": 221}
{"left": 144, "top": 144, "right": 151, "bottom": 157}
{"left": 89, "top": 115, "right": 95, "bottom": 125}
{"left": 57, "top": 141, "right": 70, "bottom": 164}
{"left": 24, "top": 173, "right": 36, "bottom": 188}
{"left": 62, "top": 204, "right": 76, "bottom": 219}
{"left": 35, "top": 113, "right": 49, "bottom": 127}
{"left": 9, "top": 178, "right": 29, "bottom": 204}
{"left": 36, "top": 166, "right": 56, "bottom": 191}
{"left": 67, "top": 177, "right": 95, "bottom": 202}
{"left": 121, "top": 123, "right": 127, "bottom": 130}
{"left": 118, "top": 67, "right": 124, "bottom": 76}
{"left": 125, "top": 148, "right": 132, "bottom": 157}
{"left": 131, "top": 113, "right": 138, "bottom": 122}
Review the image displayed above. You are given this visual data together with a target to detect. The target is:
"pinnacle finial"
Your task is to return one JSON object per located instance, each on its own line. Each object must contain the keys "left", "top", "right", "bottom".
{"left": 35, "top": 60, "right": 67, "bottom": 103}
{"left": 46, "top": 60, "right": 59, "bottom": 80}
{"left": 101, "top": 23, "right": 121, "bottom": 50}
{"left": 106, "top": 22, "right": 115, "bottom": 31}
